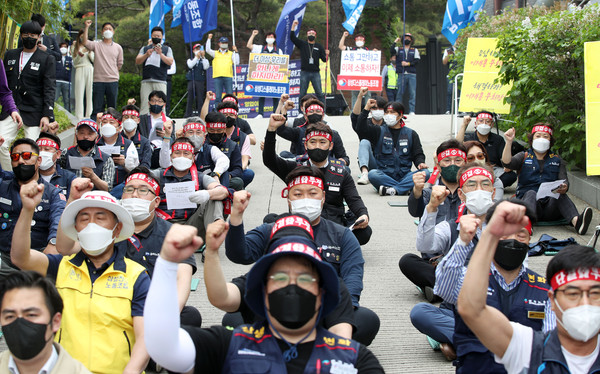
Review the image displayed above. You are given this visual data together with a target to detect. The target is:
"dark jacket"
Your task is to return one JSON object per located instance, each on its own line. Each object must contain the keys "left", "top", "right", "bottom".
{"left": 276, "top": 122, "right": 350, "bottom": 165}
{"left": 290, "top": 32, "right": 327, "bottom": 72}
{"left": 56, "top": 55, "right": 73, "bottom": 82}
{"left": 18, "top": 34, "right": 61, "bottom": 60}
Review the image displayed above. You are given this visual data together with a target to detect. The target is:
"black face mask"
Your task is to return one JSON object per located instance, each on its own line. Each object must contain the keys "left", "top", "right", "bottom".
{"left": 494, "top": 239, "right": 529, "bottom": 271}
{"left": 268, "top": 284, "right": 317, "bottom": 329}
{"left": 307, "top": 148, "right": 329, "bottom": 163}
{"left": 208, "top": 132, "right": 225, "bottom": 144}
{"left": 307, "top": 35, "right": 316, "bottom": 42}
{"left": 226, "top": 116, "right": 236, "bottom": 128}
{"left": 149, "top": 104, "right": 163, "bottom": 114}
{"left": 152, "top": 37, "right": 162, "bottom": 45}
{"left": 77, "top": 139, "right": 95, "bottom": 151}
{"left": 22, "top": 37, "right": 38, "bottom": 49}
{"left": 404, "top": 39, "right": 411, "bottom": 46}
{"left": 307, "top": 114, "right": 322, "bottom": 124}
{"left": 440, "top": 165, "right": 460, "bottom": 183}
{"left": 13, "top": 164, "right": 37, "bottom": 182}
{"left": 3, "top": 318, "right": 51, "bottom": 360}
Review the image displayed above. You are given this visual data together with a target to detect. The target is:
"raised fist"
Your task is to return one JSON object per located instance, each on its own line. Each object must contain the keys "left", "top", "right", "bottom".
{"left": 252, "top": 30, "right": 259, "bottom": 36}
{"left": 85, "top": 19, "right": 92, "bottom": 28}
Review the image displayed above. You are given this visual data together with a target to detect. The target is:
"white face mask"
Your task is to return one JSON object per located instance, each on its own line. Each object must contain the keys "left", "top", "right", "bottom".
{"left": 172, "top": 157, "right": 193, "bottom": 171}
{"left": 101, "top": 124, "right": 117, "bottom": 138}
{"left": 103, "top": 30, "right": 114, "bottom": 40}
{"left": 290, "top": 198, "right": 322, "bottom": 222}
{"left": 121, "top": 198, "right": 153, "bottom": 222}
{"left": 476, "top": 124, "right": 491, "bottom": 135}
{"left": 355, "top": 40, "right": 364, "bottom": 47}
{"left": 532, "top": 138, "right": 550, "bottom": 153}
{"left": 77, "top": 222, "right": 117, "bottom": 256}
{"left": 383, "top": 114, "right": 398, "bottom": 126}
{"left": 555, "top": 298, "right": 600, "bottom": 342}
{"left": 266, "top": 38, "right": 275, "bottom": 45}
{"left": 464, "top": 189, "right": 494, "bottom": 216}
{"left": 122, "top": 118, "right": 138, "bottom": 133}
{"left": 371, "top": 109, "right": 384, "bottom": 121}
{"left": 220, "top": 43, "right": 228, "bottom": 50}
{"left": 60, "top": 47, "right": 68, "bottom": 55}
{"left": 39, "top": 151, "right": 56, "bottom": 171}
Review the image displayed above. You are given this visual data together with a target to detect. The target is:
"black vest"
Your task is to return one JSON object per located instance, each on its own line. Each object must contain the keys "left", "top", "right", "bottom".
{"left": 142, "top": 45, "right": 170, "bottom": 81}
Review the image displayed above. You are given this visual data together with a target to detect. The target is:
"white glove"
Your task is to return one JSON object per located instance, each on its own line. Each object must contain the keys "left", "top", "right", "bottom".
{"left": 188, "top": 190, "right": 210, "bottom": 205}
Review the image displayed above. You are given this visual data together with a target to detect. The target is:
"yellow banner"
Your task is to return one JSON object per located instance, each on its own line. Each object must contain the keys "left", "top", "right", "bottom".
{"left": 585, "top": 41, "right": 600, "bottom": 175}
{"left": 307, "top": 60, "right": 332, "bottom": 95}
{"left": 459, "top": 37, "right": 512, "bottom": 114}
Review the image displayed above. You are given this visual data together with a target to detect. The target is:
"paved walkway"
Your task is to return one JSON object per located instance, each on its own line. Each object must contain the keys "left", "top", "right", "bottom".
{"left": 2, "top": 114, "right": 598, "bottom": 373}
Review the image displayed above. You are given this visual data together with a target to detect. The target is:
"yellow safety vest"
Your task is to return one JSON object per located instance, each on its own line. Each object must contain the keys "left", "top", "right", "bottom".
{"left": 387, "top": 64, "right": 398, "bottom": 89}
{"left": 55, "top": 251, "right": 147, "bottom": 374}
{"left": 212, "top": 50, "right": 234, "bottom": 78}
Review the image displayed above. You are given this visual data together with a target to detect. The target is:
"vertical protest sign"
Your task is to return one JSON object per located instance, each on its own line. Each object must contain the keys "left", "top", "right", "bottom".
{"left": 458, "top": 37, "right": 512, "bottom": 114}
{"left": 244, "top": 53, "right": 290, "bottom": 98}
{"left": 336, "top": 50, "right": 382, "bottom": 91}
{"left": 585, "top": 41, "right": 600, "bottom": 176}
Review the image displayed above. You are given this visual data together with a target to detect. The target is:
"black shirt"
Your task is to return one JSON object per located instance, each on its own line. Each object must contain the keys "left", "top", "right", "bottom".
{"left": 290, "top": 32, "right": 327, "bottom": 72}
{"left": 464, "top": 131, "right": 505, "bottom": 167}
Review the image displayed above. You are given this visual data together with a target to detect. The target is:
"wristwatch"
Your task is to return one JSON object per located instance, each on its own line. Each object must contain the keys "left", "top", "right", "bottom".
{"left": 209, "top": 171, "right": 221, "bottom": 178}
{"left": 49, "top": 238, "right": 57, "bottom": 246}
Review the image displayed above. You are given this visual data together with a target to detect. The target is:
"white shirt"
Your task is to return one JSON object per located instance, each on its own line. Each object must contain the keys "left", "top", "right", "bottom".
{"left": 250, "top": 44, "right": 284, "bottom": 55}
{"left": 8, "top": 345, "right": 58, "bottom": 374}
{"left": 148, "top": 114, "right": 170, "bottom": 148}
{"left": 19, "top": 51, "right": 34, "bottom": 72}
{"left": 101, "top": 138, "right": 140, "bottom": 171}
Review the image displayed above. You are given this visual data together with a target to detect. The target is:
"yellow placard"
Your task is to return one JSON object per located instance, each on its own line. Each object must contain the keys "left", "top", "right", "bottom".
{"left": 585, "top": 41, "right": 600, "bottom": 175}
{"left": 459, "top": 37, "right": 512, "bottom": 114}
{"left": 307, "top": 60, "right": 332, "bottom": 95}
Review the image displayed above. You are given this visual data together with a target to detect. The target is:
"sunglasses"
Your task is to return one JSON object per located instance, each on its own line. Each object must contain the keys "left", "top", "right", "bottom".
{"left": 466, "top": 152, "right": 485, "bottom": 162}
{"left": 10, "top": 151, "right": 38, "bottom": 162}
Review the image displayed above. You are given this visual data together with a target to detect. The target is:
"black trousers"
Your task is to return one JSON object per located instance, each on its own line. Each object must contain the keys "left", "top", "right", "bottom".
{"left": 185, "top": 80, "right": 206, "bottom": 117}
{"left": 521, "top": 190, "right": 578, "bottom": 222}
{"left": 399, "top": 253, "right": 435, "bottom": 290}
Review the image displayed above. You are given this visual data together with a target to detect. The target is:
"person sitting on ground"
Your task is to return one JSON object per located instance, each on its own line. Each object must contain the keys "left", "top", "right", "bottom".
{"left": 401, "top": 163, "right": 496, "bottom": 302}
{"left": 355, "top": 99, "right": 428, "bottom": 195}
{"left": 204, "top": 213, "right": 355, "bottom": 340}
{"left": 0, "top": 271, "right": 91, "bottom": 373}
{"left": 263, "top": 114, "right": 372, "bottom": 245}
{"left": 502, "top": 123, "right": 592, "bottom": 235}
{"left": 144, "top": 221, "right": 384, "bottom": 373}
{"left": 458, "top": 202, "right": 600, "bottom": 373}
{"left": 121, "top": 104, "right": 153, "bottom": 169}
{"left": 351, "top": 88, "right": 387, "bottom": 185}
{"left": 224, "top": 166, "right": 380, "bottom": 345}
{"left": 136, "top": 91, "right": 175, "bottom": 168}
{"left": 464, "top": 140, "right": 505, "bottom": 200}
{"left": 60, "top": 119, "right": 115, "bottom": 191}
{"left": 456, "top": 111, "right": 518, "bottom": 188}
{"left": 36, "top": 132, "right": 76, "bottom": 198}
{"left": 12, "top": 181, "right": 150, "bottom": 374}
{"left": 275, "top": 93, "right": 318, "bottom": 128}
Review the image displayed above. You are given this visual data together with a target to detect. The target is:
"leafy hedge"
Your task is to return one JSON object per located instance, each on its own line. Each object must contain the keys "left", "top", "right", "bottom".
{"left": 117, "top": 73, "right": 189, "bottom": 119}
{"left": 451, "top": 4, "right": 600, "bottom": 168}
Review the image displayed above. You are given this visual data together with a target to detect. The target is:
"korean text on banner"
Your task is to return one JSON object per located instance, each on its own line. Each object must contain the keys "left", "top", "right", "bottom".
{"left": 336, "top": 50, "right": 382, "bottom": 91}
{"left": 244, "top": 53, "right": 290, "bottom": 98}
{"left": 458, "top": 37, "right": 512, "bottom": 114}
{"left": 585, "top": 41, "right": 600, "bottom": 176}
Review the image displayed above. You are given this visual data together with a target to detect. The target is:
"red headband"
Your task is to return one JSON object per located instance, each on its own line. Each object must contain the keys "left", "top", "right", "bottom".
{"left": 122, "top": 110, "right": 139, "bottom": 118}
{"left": 271, "top": 242, "right": 322, "bottom": 261}
{"left": 206, "top": 122, "right": 227, "bottom": 129}
{"left": 306, "top": 104, "right": 324, "bottom": 113}
{"left": 459, "top": 167, "right": 494, "bottom": 187}
{"left": 101, "top": 113, "right": 120, "bottom": 124}
{"left": 270, "top": 216, "right": 314, "bottom": 239}
{"left": 183, "top": 122, "right": 206, "bottom": 133}
{"left": 305, "top": 131, "right": 332, "bottom": 143}
{"left": 437, "top": 148, "right": 466, "bottom": 163}
{"left": 524, "top": 220, "right": 533, "bottom": 236}
{"left": 551, "top": 267, "right": 600, "bottom": 290}
{"left": 77, "top": 120, "right": 98, "bottom": 133}
{"left": 37, "top": 138, "right": 59, "bottom": 150}
{"left": 281, "top": 176, "right": 324, "bottom": 198}
{"left": 532, "top": 125, "right": 553, "bottom": 136}
{"left": 219, "top": 108, "right": 238, "bottom": 115}
{"left": 477, "top": 113, "right": 493, "bottom": 120}
{"left": 171, "top": 142, "right": 195, "bottom": 153}
{"left": 222, "top": 97, "right": 237, "bottom": 103}
{"left": 126, "top": 173, "right": 160, "bottom": 195}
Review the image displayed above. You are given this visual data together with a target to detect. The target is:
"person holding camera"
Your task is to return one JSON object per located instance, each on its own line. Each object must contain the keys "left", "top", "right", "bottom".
{"left": 136, "top": 27, "right": 174, "bottom": 115}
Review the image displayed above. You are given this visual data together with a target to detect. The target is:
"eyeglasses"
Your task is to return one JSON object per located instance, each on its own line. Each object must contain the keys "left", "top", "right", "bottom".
{"left": 268, "top": 272, "right": 317, "bottom": 288}
{"left": 439, "top": 157, "right": 465, "bottom": 166}
{"left": 149, "top": 100, "right": 165, "bottom": 105}
{"left": 462, "top": 179, "right": 493, "bottom": 190}
{"left": 10, "top": 152, "right": 38, "bottom": 162}
{"left": 555, "top": 287, "right": 600, "bottom": 304}
{"left": 122, "top": 186, "right": 156, "bottom": 196}
{"left": 467, "top": 152, "right": 486, "bottom": 162}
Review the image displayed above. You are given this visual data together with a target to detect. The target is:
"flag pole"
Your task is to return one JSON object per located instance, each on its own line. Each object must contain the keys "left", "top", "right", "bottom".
{"left": 324, "top": 0, "right": 329, "bottom": 112}
{"left": 94, "top": 0, "right": 98, "bottom": 40}
{"left": 229, "top": 0, "right": 238, "bottom": 95}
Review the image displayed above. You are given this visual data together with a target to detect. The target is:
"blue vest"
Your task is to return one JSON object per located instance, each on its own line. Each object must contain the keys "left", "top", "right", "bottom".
{"left": 141, "top": 45, "right": 169, "bottom": 81}
{"left": 185, "top": 58, "right": 206, "bottom": 81}
{"left": 65, "top": 146, "right": 108, "bottom": 181}
{"left": 229, "top": 127, "right": 248, "bottom": 151}
{"left": 517, "top": 149, "right": 562, "bottom": 198}
{"left": 454, "top": 268, "right": 549, "bottom": 373}
{"left": 195, "top": 144, "right": 217, "bottom": 175}
{"left": 529, "top": 329, "right": 600, "bottom": 373}
{"left": 49, "top": 165, "right": 76, "bottom": 198}
{"left": 96, "top": 133, "right": 133, "bottom": 185}
{"left": 158, "top": 167, "right": 203, "bottom": 220}
{"left": 373, "top": 125, "right": 414, "bottom": 181}
{"left": 396, "top": 47, "right": 418, "bottom": 74}
{"left": 261, "top": 45, "right": 279, "bottom": 54}
{"left": 223, "top": 322, "right": 360, "bottom": 374}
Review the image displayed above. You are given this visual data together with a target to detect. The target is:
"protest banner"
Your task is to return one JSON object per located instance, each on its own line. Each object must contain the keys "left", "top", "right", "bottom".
{"left": 585, "top": 41, "right": 600, "bottom": 175}
{"left": 336, "top": 50, "right": 382, "bottom": 91}
{"left": 243, "top": 53, "right": 290, "bottom": 98}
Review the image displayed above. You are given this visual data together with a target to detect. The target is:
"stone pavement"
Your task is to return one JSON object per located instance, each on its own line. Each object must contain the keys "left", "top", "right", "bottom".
{"left": 2, "top": 114, "right": 598, "bottom": 374}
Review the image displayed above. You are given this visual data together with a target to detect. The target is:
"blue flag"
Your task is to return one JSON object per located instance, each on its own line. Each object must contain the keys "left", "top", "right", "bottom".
{"left": 170, "top": 0, "right": 186, "bottom": 28}
{"left": 341, "top": 0, "right": 367, "bottom": 34}
{"left": 149, "top": 0, "right": 166, "bottom": 37}
{"left": 275, "top": 0, "right": 318, "bottom": 56}
{"left": 181, "top": 0, "right": 218, "bottom": 44}
{"left": 442, "top": 0, "right": 486, "bottom": 45}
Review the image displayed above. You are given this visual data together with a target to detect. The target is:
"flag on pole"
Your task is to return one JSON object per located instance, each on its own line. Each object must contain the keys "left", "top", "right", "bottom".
{"left": 149, "top": 0, "right": 166, "bottom": 37}
{"left": 275, "top": 0, "right": 318, "bottom": 56}
{"left": 341, "top": 0, "right": 367, "bottom": 34}
{"left": 170, "top": 0, "right": 187, "bottom": 28}
{"left": 442, "top": 0, "right": 486, "bottom": 45}
{"left": 181, "top": 0, "right": 218, "bottom": 43}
